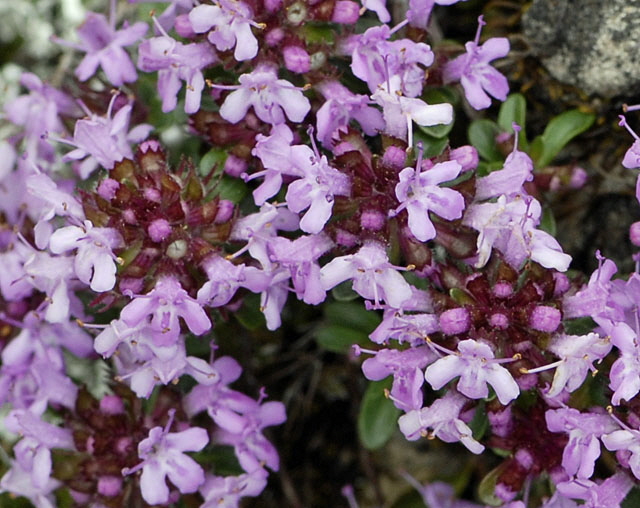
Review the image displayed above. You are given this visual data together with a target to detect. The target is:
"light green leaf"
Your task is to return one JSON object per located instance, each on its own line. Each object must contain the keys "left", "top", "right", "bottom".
{"left": 324, "top": 301, "right": 381, "bottom": 333}
{"left": 414, "top": 129, "right": 449, "bottom": 158}
{"left": 216, "top": 175, "right": 249, "bottom": 203}
{"left": 358, "top": 377, "right": 401, "bottom": 450}
{"left": 199, "top": 147, "right": 227, "bottom": 176}
{"left": 478, "top": 464, "right": 508, "bottom": 506}
{"left": 539, "top": 206, "right": 557, "bottom": 236}
{"left": 315, "top": 324, "right": 370, "bottom": 353}
{"left": 531, "top": 109, "right": 595, "bottom": 168}
{"left": 468, "top": 119, "right": 502, "bottom": 162}
{"left": 497, "top": 93, "right": 528, "bottom": 150}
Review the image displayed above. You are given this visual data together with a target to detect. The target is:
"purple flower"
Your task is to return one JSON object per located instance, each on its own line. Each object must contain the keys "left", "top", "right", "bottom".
{"left": 267, "top": 234, "right": 333, "bottom": 305}
{"left": 320, "top": 242, "right": 413, "bottom": 309}
{"left": 546, "top": 407, "right": 617, "bottom": 479}
{"left": 556, "top": 472, "right": 633, "bottom": 508}
{"left": 123, "top": 409, "right": 209, "bottom": 505}
{"left": 391, "top": 159, "right": 465, "bottom": 242}
{"left": 0, "top": 460, "right": 60, "bottom": 508}
{"left": 5, "top": 410, "right": 75, "bottom": 490}
{"left": 61, "top": 95, "right": 152, "bottom": 178}
{"left": 406, "top": 0, "right": 467, "bottom": 29}
{"left": 214, "top": 397, "right": 286, "bottom": 472}
{"left": 474, "top": 135, "right": 534, "bottom": 200}
{"left": 608, "top": 322, "right": 640, "bottom": 405}
{"left": 315, "top": 81, "right": 384, "bottom": 146}
{"left": 619, "top": 115, "right": 640, "bottom": 169}
{"left": 348, "top": 25, "right": 434, "bottom": 97}
{"left": 189, "top": 0, "right": 260, "bottom": 61}
{"left": 120, "top": 275, "right": 211, "bottom": 346}
{"left": 443, "top": 16, "right": 510, "bottom": 110}
{"left": 138, "top": 35, "right": 217, "bottom": 113}
{"left": 197, "top": 255, "right": 271, "bottom": 307}
{"left": 424, "top": 339, "right": 519, "bottom": 404}
{"left": 230, "top": 203, "right": 300, "bottom": 268}
{"left": 49, "top": 219, "right": 123, "bottom": 292}
{"left": 563, "top": 255, "right": 617, "bottom": 319}
{"left": 361, "top": 346, "right": 436, "bottom": 411}
{"left": 398, "top": 392, "right": 485, "bottom": 453}
{"left": 544, "top": 332, "right": 612, "bottom": 397}
{"left": 71, "top": 12, "right": 147, "bottom": 86}
{"left": 4, "top": 73, "right": 78, "bottom": 164}
{"left": 249, "top": 124, "right": 300, "bottom": 205}
{"left": 371, "top": 88, "right": 452, "bottom": 147}
{"left": 369, "top": 309, "right": 439, "bottom": 345}
{"left": 200, "top": 469, "right": 268, "bottom": 508}
{"left": 285, "top": 145, "right": 351, "bottom": 234}
{"left": 218, "top": 64, "right": 311, "bottom": 125}
{"left": 463, "top": 194, "right": 571, "bottom": 271}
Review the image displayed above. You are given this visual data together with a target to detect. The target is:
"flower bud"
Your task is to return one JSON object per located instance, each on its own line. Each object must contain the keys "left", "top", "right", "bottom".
{"left": 553, "top": 272, "right": 570, "bottom": 296}
{"left": 97, "top": 178, "right": 120, "bottom": 200}
{"left": 335, "top": 229, "right": 358, "bottom": 247}
{"left": 360, "top": 210, "right": 385, "bottom": 231}
{"left": 569, "top": 166, "right": 588, "bottom": 188}
{"left": 98, "top": 476, "right": 123, "bottom": 497}
{"left": 439, "top": 307, "right": 470, "bottom": 335}
{"left": 265, "top": 28, "right": 285, "bottom": 47}
{"left": 492, "top": 281, "right": 513, "bottom": 299}
{"left": 174, "top": 14, "right": 195, "bottom": 38}
{"left": 382, "top": 146, "right": 406, "bottom": 170}
{"left": 99, "top": 395, "right": 124, "bottom": 415}
{"left": 214, "top": 200, "right": 235, "bottom": 223}
{"left": 283, "top": 45, "right": 311, "bottom": 74}
{"left": 489, "top": 312, "right": 509, "bottom": 330}
{"left": 529, "top": 305, "right": 561, "bottom": 332}
{"left": 332, "top": 0, "right": 360, "bottom": 23}
{"left": 449, "top": 145, "right": 479, "bottom": 172}
{"left": 265, "top": 0, "right": 283, "bottom": 12}
{"left": 148, "top": 218, "right": 172, "bottom": 242}
{"left": 224, "top": 154, "right": 247, "bottom": 177}
{"left": 631, "top": 221, "right": 640, "bottom": 246}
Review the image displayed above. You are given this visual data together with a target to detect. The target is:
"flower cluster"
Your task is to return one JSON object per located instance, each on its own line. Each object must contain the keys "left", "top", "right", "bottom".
{"left": 3, "top": 0, "right": 640, "bottom": 506}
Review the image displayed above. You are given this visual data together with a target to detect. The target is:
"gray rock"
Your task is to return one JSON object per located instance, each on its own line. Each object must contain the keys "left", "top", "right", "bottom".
{"left": 523, "top": 0, "right": 640, "bottom": 97}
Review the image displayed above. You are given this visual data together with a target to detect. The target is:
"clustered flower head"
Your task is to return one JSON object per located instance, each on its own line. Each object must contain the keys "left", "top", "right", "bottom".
{"left": 3, "top": 0, "right": 640, "bottom": 506}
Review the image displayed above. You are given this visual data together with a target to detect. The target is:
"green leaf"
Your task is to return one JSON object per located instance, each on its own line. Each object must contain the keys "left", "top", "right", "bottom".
{"left": 623, "top": 487, "right": 640, "bottom": 508}
{"left": 414, "top": 129, "right": 449, "bottom": 158}
{"left": 331, "top": 280, "right": 360, "bottom": 301}
{"left": 469, "top": 401, "right": 489, "bottom": 441}
{"left": 478, "top": 463, "right": 508, "bottom": 506}
{"left": 324, "top": 301, "right": 381, "bottom": 333}
{"left": 215, "top": 175, "right": 249, "bottom": 203}
{"left": 302, "top": 22, "right": 335, "bottom": 44}
{"left": 468, "top": 119, "right": 502, "bottom": 162}
{"left": 497, "top": 93, "right": 528, "bottom": 150}
{"left": 563, "top": 316, "right": 597, "bottom": 335}
{"left": 539, "top": 206, "right": 557, "bottom": 236}
{"left": 199, "top": 147, "right": 227, "bottom": 176}
{"left": 476, "top": 160, "right": 505, "bottom": 177}
{"left": 315, "top": 324, "right": 370, "bottom": 353}
{"left": 358, "top": 378, "right": 401, "bottom": 450}
{"left": 531, "top": 109, "right": 595, "bottom": 168}
{"left": 235, "top": 293, "right": 266, "bottom": 330}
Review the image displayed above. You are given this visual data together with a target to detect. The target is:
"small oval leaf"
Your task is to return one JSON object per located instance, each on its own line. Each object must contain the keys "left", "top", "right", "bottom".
{"left": 468, "top": 119, "right": 502, "bottom": 162}
{"left": 532, "top": 109, "right": 595, "bottom": 168}
{"left": 358, "top": 378, "right": 401, "bottom": 450}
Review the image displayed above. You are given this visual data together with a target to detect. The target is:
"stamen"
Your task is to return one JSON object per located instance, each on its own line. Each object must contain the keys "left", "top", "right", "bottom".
{"left": 619, "top": 115, "right": 640, "bottom": 141}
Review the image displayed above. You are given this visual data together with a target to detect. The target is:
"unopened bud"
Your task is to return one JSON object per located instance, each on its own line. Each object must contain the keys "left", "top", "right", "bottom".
{"left": 439, "top": 307, "right": 470, "bottom": 335}
{"left": 529, "top": 305, "right": 561, "bottom": 332}
{"left": 332, "top": 0, "right": 360, "bottom": 23}
{"left": 449, "top": 145, "right": 479, "bottom": 172}
{"left": 283, "top": 45, "right": 311, "bottom": 74}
